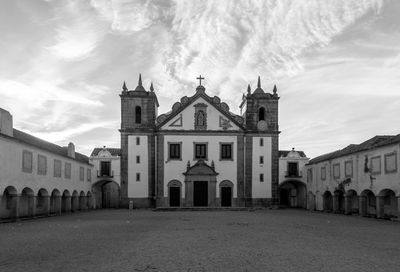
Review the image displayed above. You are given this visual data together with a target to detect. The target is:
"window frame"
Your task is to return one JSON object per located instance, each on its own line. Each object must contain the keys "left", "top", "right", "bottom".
{"left": 384, "top": 152, "right": 397, "bottom": 174}
{"left": 54, "top": 159, "right": 62, "bottom": 178}
{"left": 344, "top": 160, "right": 353, "bottom": 178}
{"left": 87, "top": 168, "right": 91, "bottom": 182}
{"left": 136, "top": 172, "right": 141, "bottom": 182}
{"left": 65, "top": 162, "right": 71, "bottom": 179}
{"left": 320, "top": 166, "right": 326, "bottom": 181}
{"left": 370, "top": 156, "right": 381, "bottom": 175}
{"left": 260, "top": 173, "right": 264, "bottom": 182}
{"left": 168, "top": 142, "right": 182, "bottom": 161}
{"left": 79, "top": 166, "right": 85, "bottom": 181}
{"left": 333, "top": 163, "right": 340, "bottom": 179}
{"left": 136, "top": 137, "right": 140, "bottom": 145}
{"left": 193, "top": 142, "right": 208, "bottom": 160}
{"left": 37, "top": 154, "right": 47, "bottom": 175}
{"left": 220, "top": 142, "right": 233, "bottom": 161}
{"left": 22, "top": 150, "right": 33, "bottom": 173}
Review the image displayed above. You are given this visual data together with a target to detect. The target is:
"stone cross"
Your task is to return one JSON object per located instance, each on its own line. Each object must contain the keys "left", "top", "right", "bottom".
{"left": 197, "top": 75, "right": 204, "bottom": 86}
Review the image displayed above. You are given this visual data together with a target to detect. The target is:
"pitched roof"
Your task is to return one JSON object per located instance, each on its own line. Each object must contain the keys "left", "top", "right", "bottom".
{"left": 279, "top": 150, "right": 307, "bottom": 158}
{"left": 308, "top": 135, "right": 400, "bottom": 165}
{"left": 9, "top": 129, "right": 90, "bottom": 164}
{"left": 90, "top": 147, "right": 121, "bottom": 157}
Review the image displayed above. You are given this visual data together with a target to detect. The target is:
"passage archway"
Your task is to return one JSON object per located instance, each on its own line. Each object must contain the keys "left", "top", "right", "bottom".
{"left": 36, "top": 188, "right": 49, "bottom": 216}
{"left": 71, "top": 191, "right": 79, "bottom": 212}
{"left": 307, "top": 191, "right": 315, "bottom": 211}
{"left": 377, "top": 189, "right": 398, "bottom": 219}
{"left": 279, "top": 180, "right": 307, "bottom": 208}
{"left": 323, "top": 191, "right": 333, "bottom": 212}
{"left": 219, "top": 180, "right": 233, "bottom": 207}
{"left": 50, "top": 189, "right": 61, "bottom": 215}
{"left": 79, "top": 191, "right": 87, "bottom": 210}
{"left": 20, "top": 187, "right": 35, "bottom": 218}
{"left": 61, "top": 190, "right": 71, "bottom": 213}
{"left": 345, "top": 190, "right": 358, "bottom": 215}
{"left": 333, "top": 190, "right": 345, "bottom": 213}
{"left": 360, "top": 189, "right": 376, "bottom": 217}
{"left": 92, "top": 180, "right": 120, "bottom": 208}
{"left": 1, "top": 186, "right": 18, "bottom": 219}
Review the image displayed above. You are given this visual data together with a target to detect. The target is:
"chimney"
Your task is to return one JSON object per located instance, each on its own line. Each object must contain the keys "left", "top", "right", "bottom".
{"left": 67, "top": 142, "right": 75, "bottom": 158}
{"left": 0, "top": 108, "right": 13, "bottom": 137}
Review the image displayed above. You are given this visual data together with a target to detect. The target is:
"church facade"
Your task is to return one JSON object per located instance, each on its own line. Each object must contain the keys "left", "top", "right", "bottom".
{"left": 119, "top": 75, "right": 280, "bottom": 208}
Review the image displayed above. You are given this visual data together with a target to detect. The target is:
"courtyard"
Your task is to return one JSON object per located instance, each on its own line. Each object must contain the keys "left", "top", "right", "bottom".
{"left": 0, "top": 209, "right": 399, "bottom": 272}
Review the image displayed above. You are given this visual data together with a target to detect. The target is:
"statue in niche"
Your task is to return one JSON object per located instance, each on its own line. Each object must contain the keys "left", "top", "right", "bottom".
{"left": 196, "top": 110, "right": 205, "bottom": 126}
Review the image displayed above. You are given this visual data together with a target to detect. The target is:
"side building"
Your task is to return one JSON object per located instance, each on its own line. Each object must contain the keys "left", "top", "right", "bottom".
{"left": 119, "top": 75, "right": 280, "bottom": 208}
{"left": 0, "top": 108, "right": 94, "bottom": 220}
{"left": 306, "top": 135, "right": 400, "bottom": 219}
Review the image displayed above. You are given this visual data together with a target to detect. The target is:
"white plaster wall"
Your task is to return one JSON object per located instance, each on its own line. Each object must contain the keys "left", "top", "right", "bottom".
{"left": 90, "top": 157, "right": 121, "bottom": 186}
{"left": 0, "top": 136, "right": 93, "bottom": 196}
{"left": 128, "top": 135, "right": 148, "bottom": 197}
{"left": 307, "top": 143, "right": 400, "bottom": 197}
{"left": 279, "top": 157, "right": 309, "bottom": 185}
{"left": 162, "top": 97, "right": 240, "bottom": 131}
{"left": 163, "top": 135, "right": 238, "bottom": 198}
{"left": 252, "top": 137, "right": 272, "bottom": 198}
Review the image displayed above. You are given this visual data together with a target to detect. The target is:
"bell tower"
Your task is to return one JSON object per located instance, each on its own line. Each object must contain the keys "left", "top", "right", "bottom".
{"left": 120, "top": 74, "right": 159, "bottom": 208}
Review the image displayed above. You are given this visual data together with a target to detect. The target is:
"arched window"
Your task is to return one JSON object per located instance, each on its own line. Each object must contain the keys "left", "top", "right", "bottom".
{"left": 259, "top": 107, "right": 265, "bottom": 121}
{"left": 135, "top": 106, "right": 141, "bottom": 124}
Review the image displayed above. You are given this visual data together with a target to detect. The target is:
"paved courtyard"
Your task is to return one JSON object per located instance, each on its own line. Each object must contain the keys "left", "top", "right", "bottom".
{"left": 0, "top": 209, "right": 399, "bottom": 272}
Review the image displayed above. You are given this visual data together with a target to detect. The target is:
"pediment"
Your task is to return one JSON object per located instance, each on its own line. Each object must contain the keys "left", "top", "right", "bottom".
{"left": 184, "top": 160, "right": 218, "bottom": 176}
{"left": 157, "top": 92, "right": 244, "bottom": 131}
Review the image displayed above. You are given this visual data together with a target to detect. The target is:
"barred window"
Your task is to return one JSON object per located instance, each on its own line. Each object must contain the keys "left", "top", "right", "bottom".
{"left": 220, "top": 144, "right": 232, "bottom": 160}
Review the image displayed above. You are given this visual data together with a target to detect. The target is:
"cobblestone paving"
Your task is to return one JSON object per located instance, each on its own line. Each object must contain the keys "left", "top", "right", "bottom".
{"left": 0, "top": 209, "right": 399, "bottom": 272}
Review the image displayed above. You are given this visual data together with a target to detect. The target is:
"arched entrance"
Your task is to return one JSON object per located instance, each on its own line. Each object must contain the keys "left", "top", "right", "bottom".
{"left": 168, "top": 180, "right": 182, "bottom": 207}
{"left": 36, "top": 188, "right": 49, "bottom": 216}
{"left": 323, "top": 191, "right": 333, "bottom": 212}
{"left": 50, "top": 189, "right": 61, "bottom": 215}
{"left": 219, "top": 180, "right": 233, "bottom": 207}
{"left": 345, "top": 190, "right": 358, "bottom": 215}
{"left": 92, "top": 180, "right": 120, "bottom": 208}
{"left": 333, "top": 190, "right": 345, "bottom": 213}
{"left": 360, "top": 189, "right": 376, "bottom": 217}
{"left": 1, "top": 186, "right": 18, "bottom": 219}
{"left": 279, "top": 180, "right": 307, "bottom": 208}
{"left": 377, "top": 189, "right": 398, "bottom": 219}
{"left": 86, "top": 191, "right": 93, "bottom": 209}
{"left": 20, "top": 187, "right": 35, "bottom": 218}
{"left": 61, "top": 190, "right": 71, "bottom": 213}
{"left": 79, "top": 191, "right": 87, "bottom": 210}
{"left": 315, "top": 191, "right": 323, "bottom": 211}
{"left": 71, "top": 190, "right": 79, "bottom": 212}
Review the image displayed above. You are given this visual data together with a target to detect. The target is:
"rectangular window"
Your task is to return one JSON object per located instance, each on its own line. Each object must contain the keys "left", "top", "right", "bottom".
{"left": 169, "top": 143, "right": 182, "bottom": 160}
{"left": 260, "top": 173, "right": 264, "bottom": 182}
{"left": 65, "top": 162, "right": 71, "bottom": 179}
{"left": 194, "top": 143, "right": 207, "bottom": 160}
{"left": 38, "top": 154, "right": 47, "bottom": 175}
{"left": 100, "top": 161, "right": 111, "bottom": 176}
{"left": 136, "top": 173, "right": 140, "bottom": 182}
{"left": 136, "top": 137, "right": 140, "bottom": 145}
{"left": 136, "top": 155, "right": 140, "bottom": 163}
{"left": 384, "top": 153, "right": 397, "bottom": 173}
{"left": 259, "top": 156, "right": 264, "bottom": 164}
{"left": 307, "top": 168, "right": 313, "bottom": 183}
{"left": 79, "top": 166, "right": 84, "bottom": 181}
{"left": 370, "top": 156, "right": 381, "bottom": 174}
{"left": 260, "top": 138, "right": 264, "bottom": 146}
{"left": 287, "top": 162, "right": 298, "bottom": 176}
{"left": 22, "top": 150, "right": 33, "bottom": 173}
{"left": 54, "top": 159, "right": 62, "bottom": 177}
{"left": 321, "top": 166, "right": 326, "bottom": 180}
{"left": 87, "top": 168, "right": 91, "bottom": 182}
{"left": 333, "top": 163, "right": 340, "bottom": 179}
{"left": 220, "top": 143, "right": 233, "bottom": 160}
{"left": 345, "top": 160, "right": 353, "bottom": 177}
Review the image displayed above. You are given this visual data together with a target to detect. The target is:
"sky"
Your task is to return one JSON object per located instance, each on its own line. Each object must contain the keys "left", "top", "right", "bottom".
{"left": 0, "top": 0, "right": 399, "bottom": 159}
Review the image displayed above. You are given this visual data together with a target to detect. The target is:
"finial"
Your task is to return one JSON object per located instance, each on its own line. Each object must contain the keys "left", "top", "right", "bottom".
{"left": 150, "top": 82, "right": 154, "bottom": 92}
{"left": 273, "top": 84, "right": 277, "bottom": 94}
{"left": 122, "top": 81, "right": 128, "bottom": 92}
{"left": 211, "top": 160, "right": 215, "bottom": 170}
{"left": 138, "top": 74, "right": 142, "bottom": 86}
{"left": 247, "top": 84, "right": 251, "bottom": 94}
{"left": 257, "top": 76, "right": 261, "bottom": 88}
{"left": 187, "top": 161, "right": 191, "bottom": 170}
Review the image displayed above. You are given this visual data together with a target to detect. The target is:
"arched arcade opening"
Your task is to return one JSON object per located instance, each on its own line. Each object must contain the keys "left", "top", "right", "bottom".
{"left": 92, "top": 180, "right": 120, "bottom": 209}
{"left": 377, "top": 189, "right": 398, "bottom": 219}
{"left": 279, "top": 180, "right": 307, "bottom": 208}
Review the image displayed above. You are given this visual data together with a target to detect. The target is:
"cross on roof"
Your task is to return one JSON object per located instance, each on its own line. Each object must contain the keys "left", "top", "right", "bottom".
{"left": 196, "top": 75, "right": 204, "bottom": 86}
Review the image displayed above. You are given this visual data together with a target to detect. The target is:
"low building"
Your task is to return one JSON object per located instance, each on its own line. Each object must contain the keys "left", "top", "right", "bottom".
{"left": 0, "top": 108, "right": 94, "bottom": 220}
{"left": 278, "top": 148, "right": 309, "bottom": 208}
{"left": 89, "top": 147, "right": 121, "bottom": 208}
{"left": 306, "top": 135, "right": 400, "bottom": 219}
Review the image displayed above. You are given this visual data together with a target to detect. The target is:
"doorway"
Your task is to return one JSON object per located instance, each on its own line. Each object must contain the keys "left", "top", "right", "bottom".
{"left": 221, "top": 187, "right": 232, "bottom": 207}
{"left": 193, "top": 181, "right": 208, "bottom": 206}
{"left": 169, "top": 187, "right": 180, "bottom": 207}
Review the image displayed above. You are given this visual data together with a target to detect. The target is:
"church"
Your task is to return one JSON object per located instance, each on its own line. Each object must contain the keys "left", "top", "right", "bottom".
{"left": 119, "top": 75, "right": 280, "bottom": 208}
